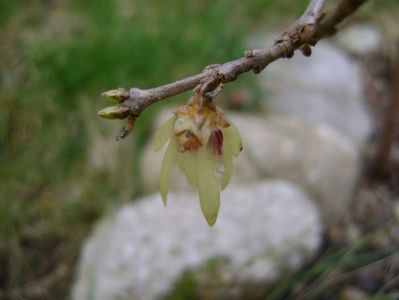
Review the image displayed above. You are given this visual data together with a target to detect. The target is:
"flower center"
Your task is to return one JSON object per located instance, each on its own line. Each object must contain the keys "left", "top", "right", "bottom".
{"left": 176, "top": 130, "right": 202, "bottom": 152}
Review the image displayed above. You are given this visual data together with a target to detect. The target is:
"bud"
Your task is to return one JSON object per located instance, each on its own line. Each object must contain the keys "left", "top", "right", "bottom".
{"left": 299, "top": 44, "right": 312, "bottom": 57}
{"left": 285, "top": 50, "right": 294, "bottom": 58}
{"left": 97, "top": 106, "right": 130, "bottom": 120}
{"left": 101, "top": 88, "right": 129, "bottom": 102}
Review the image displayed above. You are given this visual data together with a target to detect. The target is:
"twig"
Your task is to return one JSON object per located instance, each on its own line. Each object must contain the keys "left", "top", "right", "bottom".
{"left": 101, "top": 0, "right": 369, "bottom": 139}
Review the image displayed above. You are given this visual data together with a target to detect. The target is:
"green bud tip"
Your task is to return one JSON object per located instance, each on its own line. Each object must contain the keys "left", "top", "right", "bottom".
{"left": 101, "top": 88, "right": 129, "bottom": 102}
{"left": 98, "top": 106, "right": 130, "bottom": 120}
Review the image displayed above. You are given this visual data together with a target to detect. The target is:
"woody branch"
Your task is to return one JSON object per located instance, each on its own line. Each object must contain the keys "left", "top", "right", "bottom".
{"left": 100, "top": 0, "right": 369, "bottom": 139}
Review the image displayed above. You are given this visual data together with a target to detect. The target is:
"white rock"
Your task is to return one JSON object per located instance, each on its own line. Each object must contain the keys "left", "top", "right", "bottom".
{"left": 73, "top": 180, "right": 321, "bottom": 300}
{"left": 257, "top": 41, "right": 372, "bottom": 148}
{"left": 337, "top": 24, "right": 383, "bottom": 55}
{"left": 141, "top": 111, "right": 360, "bottom": 227}
{"left": 233, "top": 114, "right": 360, "bottom": 227}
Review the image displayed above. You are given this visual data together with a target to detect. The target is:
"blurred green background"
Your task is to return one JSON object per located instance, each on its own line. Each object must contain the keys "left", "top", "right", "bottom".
{"left": 0, "top": 0, "right": 397, "bottom": 299}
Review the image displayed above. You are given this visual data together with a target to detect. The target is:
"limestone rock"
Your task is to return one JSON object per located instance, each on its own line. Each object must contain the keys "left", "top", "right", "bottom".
{"left": 337, "top": 24, "right": 383, "bottom": 55}
{"left": 73, "top": 180, "right": 321, "bottom": 300}
{"left": 258, "top": 41, "right": 372, "bottom": 148}
{"left": 233, "top": 114, "right": 360, "bottom": 227}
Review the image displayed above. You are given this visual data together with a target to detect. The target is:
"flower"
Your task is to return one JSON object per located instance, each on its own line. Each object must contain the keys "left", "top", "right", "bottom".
{"left": 153, "top": 94, "right": 242, "bottom": 226}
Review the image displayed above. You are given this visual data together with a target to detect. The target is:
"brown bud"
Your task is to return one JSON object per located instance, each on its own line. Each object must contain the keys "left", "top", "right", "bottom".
{"left": 285, "top": 51, "right": 294, "bottom": 59}
{"left": 299, "top": 44, "right": 312, "bottom": 57}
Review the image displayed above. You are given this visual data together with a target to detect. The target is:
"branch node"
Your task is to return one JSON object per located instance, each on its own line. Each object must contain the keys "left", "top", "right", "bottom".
{"left": 129, "top": 88, "right": 147, "bottom": 100}
{"left": 196, "top": 72, "right": 224, "bottom": 97}
{"left": 292, "top": 37, "right": 301, "bottom": 47}
{"left": 203, "top": 64, "right": 221, "bottom": 72}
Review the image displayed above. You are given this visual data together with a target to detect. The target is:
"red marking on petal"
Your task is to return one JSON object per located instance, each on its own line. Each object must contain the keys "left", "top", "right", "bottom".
{"left": 213, "top": 129, "right": 223, "bottom": 156}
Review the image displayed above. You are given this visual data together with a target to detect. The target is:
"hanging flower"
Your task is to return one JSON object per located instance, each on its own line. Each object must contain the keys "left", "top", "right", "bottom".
{"left": 153, "top": 93, "right": 242, "bottom": 226}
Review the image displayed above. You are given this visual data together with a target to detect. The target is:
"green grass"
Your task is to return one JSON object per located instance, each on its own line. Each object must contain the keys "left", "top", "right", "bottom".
{"left": 167, "top": 271, "right": 199, "bottom": 300}
{"left": 266, "top": 228, "right": 399, "bottom": 300}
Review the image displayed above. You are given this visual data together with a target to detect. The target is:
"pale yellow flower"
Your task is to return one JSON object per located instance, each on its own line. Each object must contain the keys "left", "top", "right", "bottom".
{"left": 154, "top": 94, "right": 242, "bottom": 226}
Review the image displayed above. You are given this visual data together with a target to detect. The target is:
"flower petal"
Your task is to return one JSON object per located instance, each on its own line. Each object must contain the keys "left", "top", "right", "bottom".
{"left": 196, "top": 147, "right": 220, "bottom": 226}
{"left": 154, "top": 116, "right": 176, "bottom": 152}
{"left": 222, "top": 125, "right": 242, "bottom": 157}
{"left": 177, "top": 151, "right": 198, "bottom": 188}
{"left": 221, "top": 145, "right": 233, "bottom": 190}
{"left": 160, "top": 138, "right": 178, "bottom": 206}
